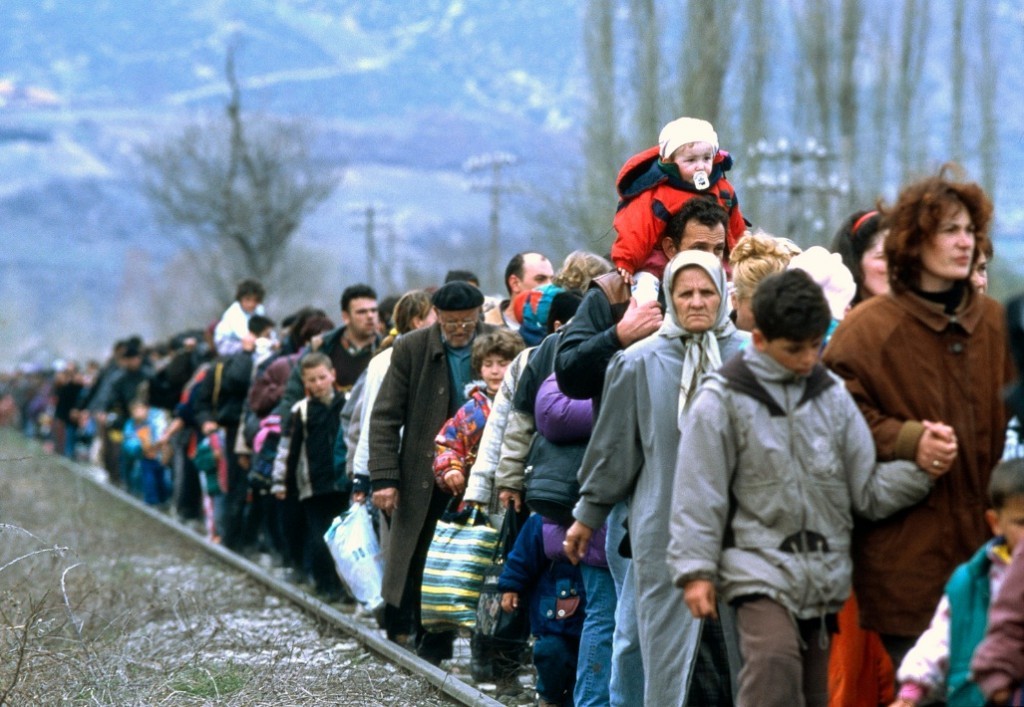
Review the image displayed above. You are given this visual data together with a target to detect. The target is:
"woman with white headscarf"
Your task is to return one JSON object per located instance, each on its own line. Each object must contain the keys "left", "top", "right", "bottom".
{"left": 564, "top": 250, "right": 746, "bottom": 706}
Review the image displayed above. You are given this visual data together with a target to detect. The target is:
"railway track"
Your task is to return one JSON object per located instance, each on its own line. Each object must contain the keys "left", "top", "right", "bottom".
{"left": 2, "top": 435, "right": 508, "bottom": 707}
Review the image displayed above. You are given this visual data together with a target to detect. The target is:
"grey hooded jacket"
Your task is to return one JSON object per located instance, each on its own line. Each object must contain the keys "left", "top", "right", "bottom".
{"left": 667, "top": 345, "right": 934, "bottom": 619}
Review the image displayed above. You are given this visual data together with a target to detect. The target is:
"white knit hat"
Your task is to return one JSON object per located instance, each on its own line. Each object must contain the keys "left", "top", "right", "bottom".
{"left": 788, "top": 246, "right": 856, "bottom": 321}
{"left": 658, "top": 117, "right": 719, "bottom": 160}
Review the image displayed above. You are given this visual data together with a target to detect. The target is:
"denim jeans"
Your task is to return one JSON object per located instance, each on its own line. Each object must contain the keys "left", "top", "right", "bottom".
{"left": 534, "top": 633, "right": 579, "bottom": 705}
{"left": 576, "top": 563, "right": 615, "bottom": 707}
{"left": 606, "top": 501, "right": 644, "bottom": 707}
{"left": 58, "top": 420, "right": 77, "bottom": 458}
{"left": 139, "top": 458, "right": 170, "bottom": 506}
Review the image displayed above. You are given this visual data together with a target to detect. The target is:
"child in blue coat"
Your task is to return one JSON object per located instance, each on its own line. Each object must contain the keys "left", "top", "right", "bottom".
{"left": 499, "top": 514, "right": 587, "bottom": 707}
{"left": 123, "top": 396, "right": 170, "bottom": 506}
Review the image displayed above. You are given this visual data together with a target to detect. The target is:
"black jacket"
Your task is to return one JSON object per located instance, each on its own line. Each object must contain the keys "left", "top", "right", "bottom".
{"left": 192, "top": 352, "right": 253, "bottom": 428}
{"left": 285, "top": 394, "right": 348, "bottom": 500}
{"left": 554, "top": 284, "right": 623, "bottom": 414}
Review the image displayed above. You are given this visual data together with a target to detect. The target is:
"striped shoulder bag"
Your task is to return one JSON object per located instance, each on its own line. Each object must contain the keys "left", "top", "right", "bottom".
{"left": 421, "top": 502, "right": 499, "bottom": 633}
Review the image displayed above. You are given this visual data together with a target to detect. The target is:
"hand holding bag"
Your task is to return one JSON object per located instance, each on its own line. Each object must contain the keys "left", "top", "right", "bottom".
{"left": 323, "top": 502, "right": 384, "bottom": 609}
{"left": 475, "top": 508, "right": 530, "bottom": 642}
{"left": 421, "top": 503, "right": 500, "bottom": 633}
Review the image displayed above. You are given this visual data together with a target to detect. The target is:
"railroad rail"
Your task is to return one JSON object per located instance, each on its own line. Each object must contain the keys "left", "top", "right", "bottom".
{"left": 48, "top": 450, "right": 504, "bottom": 707}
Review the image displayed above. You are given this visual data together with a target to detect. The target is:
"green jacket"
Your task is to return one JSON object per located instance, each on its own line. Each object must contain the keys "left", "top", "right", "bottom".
{"left": 944, "top": 540, "right": 995, "bottom": 707}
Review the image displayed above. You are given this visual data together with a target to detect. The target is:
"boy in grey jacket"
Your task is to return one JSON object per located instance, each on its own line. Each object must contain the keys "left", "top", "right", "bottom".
{"left": 667, "top": 270, "right": 944, "bottom": 707}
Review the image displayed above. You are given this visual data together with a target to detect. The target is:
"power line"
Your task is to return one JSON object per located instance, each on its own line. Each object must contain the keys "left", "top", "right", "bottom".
{"left": 463, "top": 152, "right": 525, "bottom": 290}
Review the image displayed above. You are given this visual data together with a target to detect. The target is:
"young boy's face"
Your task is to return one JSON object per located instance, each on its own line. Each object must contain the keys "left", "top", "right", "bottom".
{"left": 130, "top": 401, "right": 148, "bottom": 424}
{"left": 239, "top": 294, "right": 262, "bottom": 314}
{"left": 479, "top": 355, "right": 511, "bottom": 395}
{"left": 986, "top": 495, "right": 1024, "bottom": 553}
{"left": 301, "top": 364, "right": 336, "bottom": 399}
{"left": 753, "top": 331, "right": 824, "bottom": 378}
{"left": 669, "top": 141, "right": 715, "bottom": 185}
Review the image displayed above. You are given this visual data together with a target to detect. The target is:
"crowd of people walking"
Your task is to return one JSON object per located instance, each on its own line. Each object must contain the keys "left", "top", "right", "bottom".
{"left": 4, "top": 115, "right": 1024, "bottom": 707}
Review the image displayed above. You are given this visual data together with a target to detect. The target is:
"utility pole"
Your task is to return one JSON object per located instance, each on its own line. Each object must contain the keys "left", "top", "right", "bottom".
{"left": 348, "top": 203, "right": 388, "bottom": 288}
{"left": 362, "top": 204, "right": 376, "bottom": 284}
{"left": 464, "top": 152, "right": 520, "bottom": 291}
{"left": 744, "top": 137, "right": 849, "bottom": 247}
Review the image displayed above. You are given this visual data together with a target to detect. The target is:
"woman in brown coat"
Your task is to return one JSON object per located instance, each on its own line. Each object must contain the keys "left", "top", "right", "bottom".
{"left": 823, "top": 168, "right": 1013, "bottom": 669}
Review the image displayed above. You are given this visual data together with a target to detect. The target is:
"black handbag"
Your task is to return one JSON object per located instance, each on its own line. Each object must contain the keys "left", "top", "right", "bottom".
{"left": 523, "top": 433, "right": 587, "bottom": 525}
{"left": 475, "top": 508, "right": 530, "bottom": 642}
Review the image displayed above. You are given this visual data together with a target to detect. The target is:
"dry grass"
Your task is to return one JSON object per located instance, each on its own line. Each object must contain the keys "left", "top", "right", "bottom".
{"left": 0, "top": 433, "right": 464, "bottom": 706}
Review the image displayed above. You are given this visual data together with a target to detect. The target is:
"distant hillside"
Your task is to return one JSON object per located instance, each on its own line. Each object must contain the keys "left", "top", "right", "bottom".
{"left": 0, "top": 1, "right": 581, "bottom": 124}
{"left": 0, "top": 1, "right": 589, "bottom": 365}
{"left": 2, "top": 0, "right": 1024, "bottom": 368}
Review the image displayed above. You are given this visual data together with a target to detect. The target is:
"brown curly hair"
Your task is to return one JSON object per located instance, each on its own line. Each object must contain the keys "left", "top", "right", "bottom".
{"left": 883, "top": 166, "right": 993, "bottom": 294}
{"left": 471, "top": 328, "right": 525, "bottom": 376}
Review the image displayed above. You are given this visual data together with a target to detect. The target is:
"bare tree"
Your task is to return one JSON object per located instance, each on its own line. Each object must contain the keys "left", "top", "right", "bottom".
{"left": 570, "top": 0, "right": 621, "bottom": 255}
{"left": 976, "top": 1, "right": 998, "bottom": 198}
{"left": 790, "top": 1, "right": 835, "bottom": 145}
{"left": 138, "top": 49, "right": 338, "bottom": 305}
{"left": 896, "top": 0, "right": 930, "bottom": 184}
{"left": 869, "top": 7, "right": 894, "bottom": 194}
{"left": 949, "top": 0, "right": 966, "bottom": 165}
{"left": 837, "top": 0, "right": 865, "bottom": 202}
{"left": 677, "top": 1, "right": 734, "bottom": 127}
{"left": 738, "top": 0, "right": 773, "bottom": 224}
{"left": 629, "top": 0, "right": 661, "bottom": 149}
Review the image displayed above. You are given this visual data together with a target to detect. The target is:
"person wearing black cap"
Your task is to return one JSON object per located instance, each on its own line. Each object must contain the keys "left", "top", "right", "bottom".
{"left": 368, "top": 280, "right": 495, "bottom": 664}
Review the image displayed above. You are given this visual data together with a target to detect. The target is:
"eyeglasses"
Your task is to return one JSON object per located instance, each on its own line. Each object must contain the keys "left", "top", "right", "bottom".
{"left": 440, "top": 319, "right": 478, "bottom": 331}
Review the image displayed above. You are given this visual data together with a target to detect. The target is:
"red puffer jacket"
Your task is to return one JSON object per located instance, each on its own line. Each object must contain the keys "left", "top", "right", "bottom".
{"left": 611, "top": 146, "right": 746, "bottom": 278}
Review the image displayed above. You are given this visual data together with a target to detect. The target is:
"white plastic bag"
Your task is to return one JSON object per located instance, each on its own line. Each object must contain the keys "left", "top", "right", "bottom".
{"left": 324, "top": 503, "right": 384, "bottom": 609}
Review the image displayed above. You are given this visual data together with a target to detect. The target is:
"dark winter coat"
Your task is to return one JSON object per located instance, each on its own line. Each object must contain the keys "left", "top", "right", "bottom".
{"left": 554, "top": 272, "right": 631, "bottom": 413}
{"left": 497, "top": 514, "right": 586, "bottom": 637}
{"left": 511, "top": 333, "right": 561, "bottom": 416}
{"left": 192, "top": 352, "right": 252, "bottom": 428}
{"left": 368, "top": 322, "right": 495, "bottom": 606}
{"left": 149, "top": 348, "right": 205, "bottom": 411}
{"left": 284, "top": 393, "right": 348, "bottom": 502}
{"left": 104, "top": 367, "right": 152, "bottom": 430}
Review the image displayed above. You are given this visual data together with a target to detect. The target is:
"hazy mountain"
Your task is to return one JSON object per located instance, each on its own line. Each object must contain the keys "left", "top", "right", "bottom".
{"left": 0, "top": 1, "right": 587, "bottom": 365}
{"left": 2, "top": 1, "right": 1023, "bottom": 368}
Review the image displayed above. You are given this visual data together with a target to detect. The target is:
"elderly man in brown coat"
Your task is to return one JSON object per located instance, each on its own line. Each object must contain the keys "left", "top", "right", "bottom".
{"left": 369, "top": 280, "right": 494, "bottom": 664}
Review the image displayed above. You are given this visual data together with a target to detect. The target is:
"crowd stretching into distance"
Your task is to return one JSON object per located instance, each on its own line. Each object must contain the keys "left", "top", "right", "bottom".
{"left": 4, "top": 117, "right": 1024, "bottom": 707}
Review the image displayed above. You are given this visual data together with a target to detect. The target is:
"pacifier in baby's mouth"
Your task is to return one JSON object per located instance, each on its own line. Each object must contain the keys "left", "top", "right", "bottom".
{"left": 693, "top": 170, "right": 710, "bottom": 190}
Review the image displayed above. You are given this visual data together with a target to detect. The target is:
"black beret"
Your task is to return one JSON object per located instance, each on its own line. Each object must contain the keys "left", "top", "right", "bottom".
{"left": 431, "top": 280, "right": 484, "bottom": 310}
